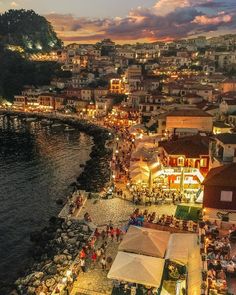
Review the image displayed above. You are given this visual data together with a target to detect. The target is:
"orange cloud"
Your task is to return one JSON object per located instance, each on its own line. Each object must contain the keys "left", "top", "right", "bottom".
{"left": 193, "top": 14, "right": 232, "bottom": 25}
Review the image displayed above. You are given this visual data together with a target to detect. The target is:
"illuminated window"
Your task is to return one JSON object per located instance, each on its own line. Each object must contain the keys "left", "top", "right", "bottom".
{"left": 200, "top": 158, "right": 207, "bottom": 167}
{"left": 177, "top": 157, "right": 185, "bottom": 166}
{"left": 220, "top": 191, "right": 233, "bottom": 202}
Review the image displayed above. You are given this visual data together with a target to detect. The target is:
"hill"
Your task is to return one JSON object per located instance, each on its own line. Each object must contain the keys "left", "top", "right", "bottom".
{"left": 0, "top": 9, "right": 62, "bottom": 52}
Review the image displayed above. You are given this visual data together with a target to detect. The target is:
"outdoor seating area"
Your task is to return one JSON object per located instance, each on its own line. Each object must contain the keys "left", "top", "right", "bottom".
{"left": 127, "top": 208, "right": 198, "bottom": 232}
{"left": 200, "top": 220, "right": 236, "bottom": 295}
{"left": 129, "top": 185, "right": 197, "bottom": 206}
{"left": 108, "top": 225, "right": 201, "bottom": 295}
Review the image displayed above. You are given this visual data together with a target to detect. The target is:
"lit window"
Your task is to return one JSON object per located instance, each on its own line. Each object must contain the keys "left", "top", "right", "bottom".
{"left": 177, "top": 157, "right": 185, "bottom": 166}
{"left": 200, "top": 158, "right": 207, "bottom": 167}
{"left": 220, "top": 191, "right": 233, "bottom": 202}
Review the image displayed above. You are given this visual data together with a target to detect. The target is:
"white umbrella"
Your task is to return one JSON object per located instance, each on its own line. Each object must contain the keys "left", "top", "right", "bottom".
{"left": 108, "top": 251, "right": 165, "bottom": 288}
{"left": 119, "top": 226, "right": 170, "bottom": 258}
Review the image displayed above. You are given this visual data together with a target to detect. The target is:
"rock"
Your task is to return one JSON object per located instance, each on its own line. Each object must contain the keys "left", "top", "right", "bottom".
{"left": 33, "top": 272, "right": 44, "bottom": 280}
{"left": 32, "top": 279, "right": 41, "bottom": 287}
{"left": 66, "top": 220, "right": 72, "bottom": 227}
{"left": 68, "top": 238, "right": 77, "bottom": 245}
{"left": 82, "top": 225, "right": 89, "bottom": 232}
{"left": 45, "top": 277, "right": 56, "bottom": 288}
{"left": 68, "top": 231, "right": 75, "bottom": 238}
{"left": 53, "top": 254, "right": 67, "bottom": 264}
{"left": 46, "top": 265, "right": 57, "bottom": 275}
{"left": 63, "top": 249, "right": 69, "bottom": 255}
{"left": 76, "top": 241, "right": 80, "bottom": 247}
{"left": 27, "top": 286, "right": 36, "bottom": 294}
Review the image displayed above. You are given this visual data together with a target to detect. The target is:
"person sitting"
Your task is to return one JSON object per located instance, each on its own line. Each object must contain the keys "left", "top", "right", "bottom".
{"left": 217, "top": 269, "right": 226, "bottom": 280}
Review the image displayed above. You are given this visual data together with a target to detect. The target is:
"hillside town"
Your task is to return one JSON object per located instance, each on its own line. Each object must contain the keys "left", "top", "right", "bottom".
{"left": 2, "top": 34, "right": 236, "bottom": 295}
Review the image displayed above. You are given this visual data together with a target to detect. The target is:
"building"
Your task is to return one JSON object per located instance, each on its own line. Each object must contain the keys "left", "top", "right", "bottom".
{"left": 165, "top": 109, "right": 213, "bottom": 134}
{"left": 159, "top": 134, "right": 210, "bottom": 178}
{"left": 203, "top": 163, "right": 236, "bottom": 221}
{"left": 210, "top": 133, "right": 236, "bottom": 167}
{"left": 213, "top": 122, "right": 232, "bottom": 134}
{"left": 110, "top": 79, "right": 124, "bottom": 94}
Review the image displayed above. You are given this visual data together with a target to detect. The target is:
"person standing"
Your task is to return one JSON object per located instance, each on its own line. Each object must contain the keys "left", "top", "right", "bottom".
{"left": 101, "top": 256, "right": 107, "bottom": 270}
{"left": 116, "top": 227, "right": 121, "bottom": 242}
{"left": 80, "top": 258, "right": 86, "bottom": 273}
{"left": 110, "top": 227, "right": 115, "bottom": 241}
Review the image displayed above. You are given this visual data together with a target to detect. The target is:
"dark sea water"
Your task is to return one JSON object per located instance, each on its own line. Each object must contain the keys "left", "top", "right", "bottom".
{"left": 0, "top": 115, "right": 92, "bottom": 291}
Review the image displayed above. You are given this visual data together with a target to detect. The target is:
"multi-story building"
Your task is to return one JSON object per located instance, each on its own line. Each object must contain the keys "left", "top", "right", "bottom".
{"left": 210, "top": 133, "right": 236, "bottom": 168}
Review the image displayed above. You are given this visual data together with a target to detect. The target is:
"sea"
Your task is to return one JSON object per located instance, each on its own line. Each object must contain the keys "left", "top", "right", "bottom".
{"left": 0, "top": 115, "right": 93, "bottom": 292}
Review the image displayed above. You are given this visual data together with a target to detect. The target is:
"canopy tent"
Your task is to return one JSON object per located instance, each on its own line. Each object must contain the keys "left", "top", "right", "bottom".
{"left": 129, "top": 124, "right": 147, "bottom": 134}
{"left": 165, "top": 233, "right": 199, "bottom": 265}
{"left": 107, "top": 251, "right": 165, "bottom": 288}
{"left": 187, "top": 248, "right": 202, "bottom": 295}
{"left": 118, "top": 226, "right": 170, "bottom": 258}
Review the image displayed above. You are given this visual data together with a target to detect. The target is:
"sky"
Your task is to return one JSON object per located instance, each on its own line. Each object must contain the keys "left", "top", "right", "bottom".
{"left": 1, "top": 0, "right": 236, "bottom": 44}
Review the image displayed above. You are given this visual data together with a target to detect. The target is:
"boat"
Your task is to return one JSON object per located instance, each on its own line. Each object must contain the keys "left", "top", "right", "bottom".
{"left": 41, "top": 119, "right": 51, "bottom": 125}
{"left": 25, "top": 117, "right": 37, "bottom": 122}
{"left": 64, "top": 126, "right": 75, "bottom": 132}
{"left": 51, "top": 123, "right": 62, "bottom": 128}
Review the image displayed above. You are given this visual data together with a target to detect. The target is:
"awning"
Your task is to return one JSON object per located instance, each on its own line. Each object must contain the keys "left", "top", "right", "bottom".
{"left": 187, "top": 248, "right": 202, "bottom": 295}
{"left": 107, "top": 251, "right": 165, "bottom": 288}
{"left": 118, "top": 226, "right": 170, "bottom": 258}
{"left": 165, "top": 233, "right": 199, "bottom": 265}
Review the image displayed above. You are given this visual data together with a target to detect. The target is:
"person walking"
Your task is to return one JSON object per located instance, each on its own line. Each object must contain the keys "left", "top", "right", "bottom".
{"left": 80, "top": 258, "right": 86, "bottom": 273}
{"left": 110, "top": 227, "right": 115, "bottom": 241}
{"left": 101, "top": 256, "right": 107, "bottom": 270}
{"left": 91, "top": 251, "right": 97, "bottom": 268}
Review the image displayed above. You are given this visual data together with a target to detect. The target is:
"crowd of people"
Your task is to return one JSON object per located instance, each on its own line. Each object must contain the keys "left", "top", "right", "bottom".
{"left": 78, "top": 222, "right": 124, "bottom": 275}
{"left": 130, "top": 186, "right": 194, "bottom": 206}
{"left": 199, "top": 221, "right": 236, "bottom": 294}
{"left": 128, "top": 208, "right": 198, "bottom": 232}
{"left": 68, "top": 192, "right": 84, "bottom": 215}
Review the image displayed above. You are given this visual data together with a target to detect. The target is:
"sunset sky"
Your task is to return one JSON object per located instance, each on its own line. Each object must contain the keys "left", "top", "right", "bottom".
{"left": 1, "top": 0, "right": 236, "bottom": 43}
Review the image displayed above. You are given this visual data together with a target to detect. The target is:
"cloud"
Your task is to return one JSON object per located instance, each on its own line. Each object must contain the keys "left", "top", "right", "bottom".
{"left": 45, "top": 0, "right": 236, "bottom": 43}
{"left": 10, "top": 1, "right": 19, "bottom": 7}
{"left": 192, "top": 14, "right": 232, "bottom": 25}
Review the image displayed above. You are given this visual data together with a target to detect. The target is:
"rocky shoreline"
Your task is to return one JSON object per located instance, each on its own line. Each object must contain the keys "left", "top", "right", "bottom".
{"left": 14, "top": 218, "right": 92, "bottom": 295}
{"left": 0, "top": 111, "right": 114, "bottom": 295}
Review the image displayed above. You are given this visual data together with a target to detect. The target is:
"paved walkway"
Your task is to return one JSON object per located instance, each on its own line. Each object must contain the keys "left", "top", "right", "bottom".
{"left": 70, "top": 237, "right": 120, "bottom": 295}
{"left": 76, "top": 197, "right": 176, "bottom": 226}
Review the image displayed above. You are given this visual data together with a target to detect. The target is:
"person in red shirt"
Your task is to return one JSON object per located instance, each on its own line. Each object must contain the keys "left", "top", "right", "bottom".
{"left": 91, "top": 251, "right": 97, "bottom": 268}
{"left": 79, "top": 248, "right": 86, "bottom": 259}
{"left": 110, "top": 227, "right": 115, "bottom": 241}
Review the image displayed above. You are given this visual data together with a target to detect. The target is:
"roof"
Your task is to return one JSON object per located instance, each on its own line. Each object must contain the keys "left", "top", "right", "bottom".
{"left": 213, "top": 122, "right": 231, "bottom": 128}
{"left": 202, "top": 164, "right": 236, "bottom": 187}
{"left": 215, "top": 133, "right": 236, "bottom": 144}
{"left": 159, "top": 135, "right": 209, "bottom": 158}
{"left": 166, "top": 109, "right": 213, "bottom": 117}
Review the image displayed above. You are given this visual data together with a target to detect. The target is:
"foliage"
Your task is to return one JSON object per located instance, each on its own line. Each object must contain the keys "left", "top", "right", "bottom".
{"left": 0, "top": 9, "right": 62, "bottom": 53}
{"left": 0, "top": 47, "right": 62, "bottom": 100}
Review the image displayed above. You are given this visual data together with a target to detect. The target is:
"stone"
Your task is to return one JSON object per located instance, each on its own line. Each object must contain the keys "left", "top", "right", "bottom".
{"left": 32, "top": 279, "right": 41, "bottom": 287}
{"left": 68, "top": 238, "right": 77, "bottom": 245}
{"left": 27, "top": 286, "right": 36, "bottom": 294}
{"left": 66, "top": 220, "right": 72, "bottom": 227}
{"left": 53, "top": 254, "right": 67, "bottom": 264}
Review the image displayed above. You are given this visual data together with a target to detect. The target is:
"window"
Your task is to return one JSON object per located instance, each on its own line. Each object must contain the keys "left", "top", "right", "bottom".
{"left": 200, "top": 158, "right": 207, "bottom": 167}
{"left": 220, "top": 191, "right": 233, "bottom": 202}
{"left": 177, "top": 157, "right": 185, "bottom": 166}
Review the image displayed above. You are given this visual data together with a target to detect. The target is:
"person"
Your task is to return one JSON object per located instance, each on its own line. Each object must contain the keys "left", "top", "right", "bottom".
{"left": 91, "top": 251, "right": 97, "bottom": 266}
{"left": 101, "top": 256, "right": 107, "bottom": 270}
{"left": 80, "top": 258, "right": 86, "bottom": 273}
{"left": 96, "top": 247, "right": 102, "bottom": 260}
{"left": 110, "top": 227, "right": 115, "bottom": 241}
{"left": 101, "top": 229, "right": 106, "bottom": 240}
{"left": 94, "top": 228, "right": 100, "bottom": 239}
{"left": 116, "top": 227, "right": 121, "bottom": 242}
{"left": 79, "top": 248, "right": 86, "bottom": 259}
